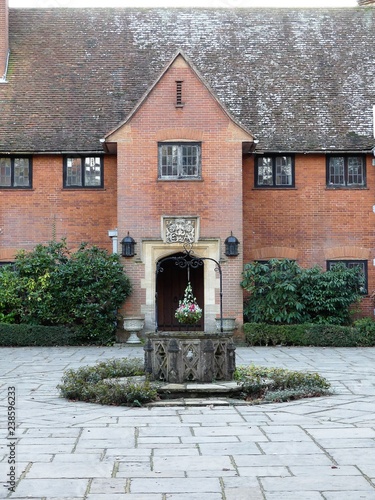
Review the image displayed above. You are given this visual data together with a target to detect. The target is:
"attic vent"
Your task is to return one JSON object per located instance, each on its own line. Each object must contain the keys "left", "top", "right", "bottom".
{"left": 176, "top": 80, "right": 184, "bottom": 108}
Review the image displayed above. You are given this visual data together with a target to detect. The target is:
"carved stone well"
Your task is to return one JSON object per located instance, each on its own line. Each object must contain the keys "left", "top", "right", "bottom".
{"left": 144, "top": 332, "right": 236, "bottom": 384}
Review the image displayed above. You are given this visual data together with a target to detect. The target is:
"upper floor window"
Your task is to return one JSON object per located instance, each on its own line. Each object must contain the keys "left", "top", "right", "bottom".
{"left": 255, "top": 155, "right": 294, "bottom": 188}
{"left": 158, "top": 143, "right": 201, "bottom": 180}
{"left": 64, "top": 156, "right": 103, "bottom": 188}
{"left": 327, "top": 260, "right": 368, "bottom": 294}
{"left": 327, "top": 156, "right": 365, "bottom": 187}
{"left": 0, "top": 157, "right": 32, "bottom": 188}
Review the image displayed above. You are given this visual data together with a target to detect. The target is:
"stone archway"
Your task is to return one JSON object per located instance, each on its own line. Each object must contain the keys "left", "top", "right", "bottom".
{"left": 140, "top": 239, "right": 220, "bottom": 332}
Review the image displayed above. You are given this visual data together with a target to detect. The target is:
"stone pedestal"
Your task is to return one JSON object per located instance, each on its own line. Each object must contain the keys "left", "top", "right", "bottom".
{"left": 215, "top": 317, "right": 236, "bottom": 333}
{"left": 122, "top": 317, "right": 145, "bottom": 344}
{"left": 144, "top": 332, "right": 236, "bottom": 383}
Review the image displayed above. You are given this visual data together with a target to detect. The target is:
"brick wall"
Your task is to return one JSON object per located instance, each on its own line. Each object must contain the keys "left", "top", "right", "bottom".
{"left": 0, "top": 155, "right": 117, "bottom": 260}
{"left": 243, "top": 153, "right": 374, "bottom": 316}
{"left": 112, "top": 56, "right": 247, "bottom": 326}
{"left": 0, "top": 0, "right": 8, "bottom": 80}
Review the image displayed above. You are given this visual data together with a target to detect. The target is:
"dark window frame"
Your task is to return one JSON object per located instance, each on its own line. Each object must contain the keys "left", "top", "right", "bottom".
{"left": 0, "top": 156, "right": 32, "bottom": 189}
{"left": 63, "top": 156, "right": 104, "bottom": 188}
{"left": 327, "top": 259, "right": 368, "bottom": 294}
{"left": 326, "top": 155, "right": 366, "bottom": 188}
{"left": 158, "top": 142, "right": 202, "bottom": 180}
{"left": 255, "top": 155, "right": 295, "bottom": 188}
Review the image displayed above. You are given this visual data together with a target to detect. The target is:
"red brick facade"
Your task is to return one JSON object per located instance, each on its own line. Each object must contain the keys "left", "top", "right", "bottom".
{"left": 107, "top": 55, "right": 249, "bottom": 332}
{"left": 0, "top": 155, "right": 117, "bottom": 259}
{"left": 243, "top": 154, "right": 374, "bottom": 316}
{"left": 1, "top": 7, "right": 374, "bottom": 334}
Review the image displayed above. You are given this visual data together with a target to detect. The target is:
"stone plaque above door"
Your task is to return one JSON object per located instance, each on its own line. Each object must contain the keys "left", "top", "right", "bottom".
{"left": 162, "top": 216, "right": 200, "bottom": 244}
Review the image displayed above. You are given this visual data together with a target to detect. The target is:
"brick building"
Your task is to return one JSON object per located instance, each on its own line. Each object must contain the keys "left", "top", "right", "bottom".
{"left": 0, "top": 1, "right": 374, "bottom": 333}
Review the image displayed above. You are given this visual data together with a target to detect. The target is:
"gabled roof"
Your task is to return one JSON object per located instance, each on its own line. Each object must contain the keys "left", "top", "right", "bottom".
{"left": 0, "top": 8, "right": 374, "bottom": 153}
{"left": 104, "top": 50, "right": 256, "bottom": 146}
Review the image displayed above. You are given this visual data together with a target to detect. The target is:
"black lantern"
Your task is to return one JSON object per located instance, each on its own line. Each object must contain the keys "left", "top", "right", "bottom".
{"left": 121, "top": 232, "right": 136, "bottom": 257}
{"left": 224, "top": 232, "right": 239, "bottom": 256}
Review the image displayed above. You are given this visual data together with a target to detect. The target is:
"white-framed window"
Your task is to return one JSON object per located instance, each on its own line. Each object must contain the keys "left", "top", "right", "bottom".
{"left": 158, "top": 143, "right": 201, "bottom": 180}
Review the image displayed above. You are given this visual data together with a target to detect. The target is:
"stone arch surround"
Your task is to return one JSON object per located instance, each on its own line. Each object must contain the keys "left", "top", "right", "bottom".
{"left": 140, "top": 239, "right": 221, "bottom": 332}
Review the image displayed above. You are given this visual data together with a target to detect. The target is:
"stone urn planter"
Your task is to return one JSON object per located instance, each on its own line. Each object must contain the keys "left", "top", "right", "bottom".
{"left": 122, "top": 316, "right": 145, "bottom": 344}
{"left": 215, "top": 317, "right": 236, "bottom": 334}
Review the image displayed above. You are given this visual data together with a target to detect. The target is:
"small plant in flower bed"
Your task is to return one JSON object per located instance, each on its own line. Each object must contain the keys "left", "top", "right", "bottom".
{"left": 234, "top": 365, "right": 332, "bottom": 404}
{"left": 57, "top": 358, "right": 158, "bottom": 407}
{"left": 57, "top": 357, "right": 332, "bottom": 407}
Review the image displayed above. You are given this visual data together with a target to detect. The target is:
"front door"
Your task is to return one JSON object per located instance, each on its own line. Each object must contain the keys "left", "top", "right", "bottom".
{"left": 156, "top": 252, "right": 204, "bottom": 331}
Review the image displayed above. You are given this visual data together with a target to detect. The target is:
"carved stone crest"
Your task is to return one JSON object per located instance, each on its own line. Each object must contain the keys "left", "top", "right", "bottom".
{"left": 164, "top": 218, "right": 196, "bottom": 244}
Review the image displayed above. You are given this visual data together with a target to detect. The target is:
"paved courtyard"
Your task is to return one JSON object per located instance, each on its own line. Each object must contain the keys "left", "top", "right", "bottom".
{"left": 1, "top": 344, "right": 375, "bottom": 499}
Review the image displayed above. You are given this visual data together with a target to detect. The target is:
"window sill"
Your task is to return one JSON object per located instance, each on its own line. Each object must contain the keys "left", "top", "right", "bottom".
{"left": 0, "top": 187, "right": 34, "bottom": 191}
{"left": 325, "top": 186, "right": 368, "bottom": 190}
{"left": 253, "top": 186, "right": 296, "bottom": 190}
{"left": 62, "top": 187, "right": 106, "bottom": 191}
{"left": 157, "top": 178, "right": 203, "bottom": 182}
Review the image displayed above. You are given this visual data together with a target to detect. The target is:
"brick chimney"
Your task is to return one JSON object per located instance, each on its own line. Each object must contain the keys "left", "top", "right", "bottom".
{"left": 0, "top": 0, "right": 9, "bottom": 82}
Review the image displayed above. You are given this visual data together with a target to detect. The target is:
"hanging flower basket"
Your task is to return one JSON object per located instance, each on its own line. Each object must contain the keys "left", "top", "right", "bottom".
{"left": 175, "top": 282, "right": 202, "bottom": 325}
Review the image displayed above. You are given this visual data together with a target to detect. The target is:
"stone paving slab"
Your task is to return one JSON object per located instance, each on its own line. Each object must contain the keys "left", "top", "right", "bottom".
{"left": 0, "top": 345, "right": 375, "bottom": 499}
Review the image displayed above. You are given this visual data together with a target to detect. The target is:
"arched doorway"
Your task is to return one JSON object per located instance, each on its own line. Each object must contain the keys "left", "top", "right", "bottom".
{"left": 156, "top": 252, "right": 204, "bottom": 331}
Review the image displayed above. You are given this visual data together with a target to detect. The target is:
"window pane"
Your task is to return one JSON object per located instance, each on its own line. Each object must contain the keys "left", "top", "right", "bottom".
{"left": 13, "top": 158, "right": 30, "bottom": 187}
{"left": 159, "top": 143, "right": 201, "bottom": 179}
{"left": 257, "top": 157, "right": 273, "bottom": 185}
{"left": 181, "top": 145, "right": 198, "bottom": 177}
{"left": 161, "top": 145, "right": 178, "bottom": 177}
{"left": 84, "top": 157, "right": 102, "bottom": 186}
{"left": 0, "top": 158, "right": 11, "bottom": 186}
{"left": 347, "top": 157, "right": 364, "bottom": 185}
{"left": 328, "top": 157, "right": 345, "bottom": 185}
{"left": 66, "top": 158, "right": 82, "bottom": 186}
{"left": 275, "top": 156, "right": 292, "bottom": 186}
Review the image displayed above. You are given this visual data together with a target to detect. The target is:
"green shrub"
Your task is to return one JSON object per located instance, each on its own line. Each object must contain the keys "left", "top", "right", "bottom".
{"left": 0, "top": 323, "right": 80, "bottom": 346}
{"left": 353, "top": 318, "right": 375, "bottom": 347}
{"left": 241, "top": 260, "right": 307, "bottom": 324}
{"left": 234, "top": 365, "right": 331, "bottom": 402}
{"left": 0, "top": 240, "right": 132, "bottom": 344}
{"left": 57, "top": 358, "right": 158, "bottom": 407}
{"left": 241, "top": 259, "right": 364, "bottom": 326}
{"left": 243, "top": 322, "right": 375, "bottom": 347}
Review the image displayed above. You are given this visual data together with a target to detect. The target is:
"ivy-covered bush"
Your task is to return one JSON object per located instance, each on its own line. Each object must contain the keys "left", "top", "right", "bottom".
{"left": 241, "top": 259, "right": 364, "bottom": 326}
{"left": 0, "top": 240, "right": 132, "bottom": 344}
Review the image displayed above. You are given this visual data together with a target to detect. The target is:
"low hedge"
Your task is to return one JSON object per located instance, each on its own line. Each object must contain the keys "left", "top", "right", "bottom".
{"left": 244, "top": 319, "right": 375, "bottom": 347}
{"left": 0, "top": 323, "right": 83, "bottom": 346}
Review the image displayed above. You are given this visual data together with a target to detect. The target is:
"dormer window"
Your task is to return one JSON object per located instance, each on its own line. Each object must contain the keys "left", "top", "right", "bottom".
{"left": 158, "top": 142, "right": 201, "bottom": 180}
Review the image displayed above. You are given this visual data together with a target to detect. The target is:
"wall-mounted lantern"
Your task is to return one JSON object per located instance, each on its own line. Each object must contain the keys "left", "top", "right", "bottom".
{"left": 224, "top": 232, "right": 239, "bottom": 257}
{"left": 121, "top": 232, "right": 136, "bottom": 257}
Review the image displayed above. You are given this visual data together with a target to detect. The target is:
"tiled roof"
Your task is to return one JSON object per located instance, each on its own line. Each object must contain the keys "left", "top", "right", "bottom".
{"left": 0, "top": 8, "right": 374, "bottom": 153}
